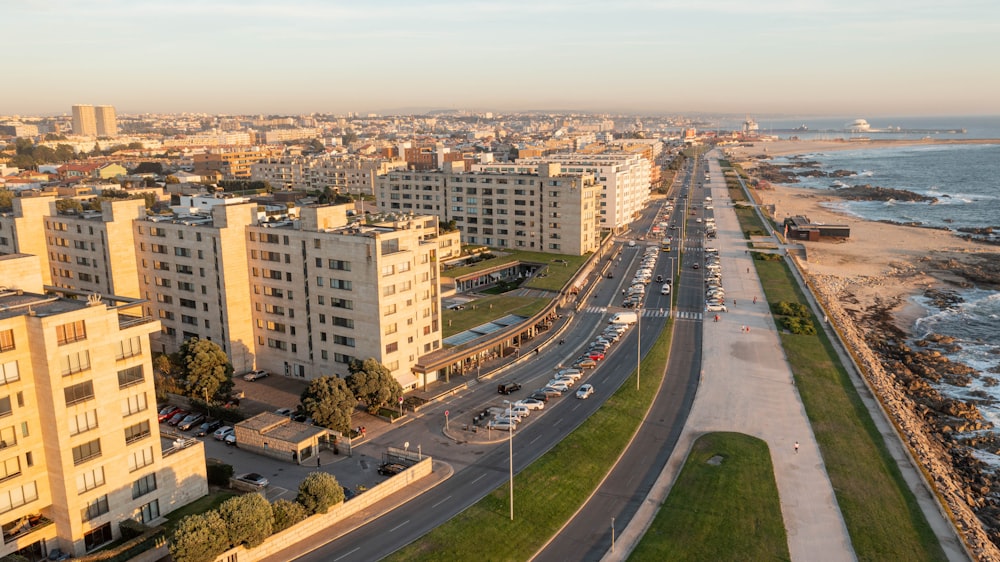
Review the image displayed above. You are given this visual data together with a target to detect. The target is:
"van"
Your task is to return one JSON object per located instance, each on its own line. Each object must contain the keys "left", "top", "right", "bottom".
{"left": 498, "top": 382, "right": 522, "bottom": 395}
{"left": 609, "top": 312, "right": 638, "bottom": 325}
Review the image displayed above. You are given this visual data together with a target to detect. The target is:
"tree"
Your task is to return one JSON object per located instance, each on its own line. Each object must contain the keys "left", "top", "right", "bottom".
{"left": 346, "top": 358, "right": 403, "bottom": 415}
{"left": 0, "top": 189, "right": 13, "bottom": 211}
{"left": 295, "top": 472, "right": 345, "bottom": 515}
{"left": 165, "top": 175, "right": 180, "bottom": 184}
{"left": 299, "top": 376, "right": 357, "bottom": 432}
{"left": 54, "top": 199, "right": 83, "bottom": 214}
{"left": 169, "top": 511, "right": 230, "bottom": 562}
{"left": 271, "top": 499, "right": 309, "bottom": 532}
{"left": 341, "top": 128, "right": 358, "bottom": 144}
{"left": 179, "top": 338, "right": 233, "bottom": 402}
{"left": 219, "top": 493, "right": 274, "bottom": 548}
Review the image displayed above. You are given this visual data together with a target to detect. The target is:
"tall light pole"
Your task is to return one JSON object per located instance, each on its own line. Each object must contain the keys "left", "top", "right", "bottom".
{"left": 636, "top": 305, "right": 641, "bottom": 391}
{"left": 503, "top": 399, "right": 514, "bottom": 520}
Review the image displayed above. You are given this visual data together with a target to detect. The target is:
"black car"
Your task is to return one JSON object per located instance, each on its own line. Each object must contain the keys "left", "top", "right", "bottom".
{"left": 529, "top": 392, "right": 550, "bottom": 403}
{"left": 498, "top": 382, "right": 521, "bottom": 395}
{"left": 195, "top": 419, "right": 222, "bottom": 437}
{"left": 378, "top": 462, "right": 408, "bottom": 476}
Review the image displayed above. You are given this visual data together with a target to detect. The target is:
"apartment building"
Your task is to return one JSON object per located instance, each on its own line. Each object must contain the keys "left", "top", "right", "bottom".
{"left": 477, "top": 152, "right": 651, "bottom": 233}
{"left": 250, "top": 155, "right": 406, "bottom": 195}
{"left": 192, "top": 147, "right": 274, "bottom": 180}
{"left": 133, "top": 204, "right": 257, "bottom": 372}
{"left": 70, "top": 105, "right": 96, "bottom": 137}
{"left": 375, "top": 162, "right": 601, "bottom": 255}
{"left": 94, "top": 106, "right": 117, "bottom": 137}
{"left": 0, "top": 254, "right": 207, "bottom": 560}
{"left": 246, "top": 206, "right": 457, "bottom": 387}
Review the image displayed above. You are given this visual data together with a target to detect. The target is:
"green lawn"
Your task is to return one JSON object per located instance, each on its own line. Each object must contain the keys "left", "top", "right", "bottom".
{"left": 441, "top": 295, "right": 548, "bottom": 339}
{"left": 442, "top": 249, "right": 590, "bottom": 293}
{"left": 387, "top": 320, "right": 674, "bottom": 561}
{"left": 163, "top": 490, "right": 237, "bottom": 533}
{"left": 630, "top": 432, "right": 788, "bottom": 562}
{"left": 753, "top": 256, "right": 946, "bottom": 561}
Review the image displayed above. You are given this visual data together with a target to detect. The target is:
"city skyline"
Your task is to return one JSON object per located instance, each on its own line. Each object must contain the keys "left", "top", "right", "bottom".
{"left": 6, "top": 0, "right": 999, "bottom": 117}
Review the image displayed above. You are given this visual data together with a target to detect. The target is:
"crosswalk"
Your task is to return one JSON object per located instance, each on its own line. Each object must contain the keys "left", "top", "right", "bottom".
{"left": 580, "top": 306, "right": 702, "bottom": 320}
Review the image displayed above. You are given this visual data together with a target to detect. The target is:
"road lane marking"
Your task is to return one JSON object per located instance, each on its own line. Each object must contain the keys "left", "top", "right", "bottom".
{"left": 389, "top": 520, "right": 410, "bottom": 533}
{"left": 571, "top": 403, "right": 581, "bottom": 411}
{"left": 431, "top": 495, "right": 452, "bottom": 509}
{"left": 334, "top": 547, "right": 360, "bottom": 561}
{"left": 529, "top": 435, "right": 542, "bottom": 445}
{"left": 471, "top": 473, "right": 486, "bottom": 485}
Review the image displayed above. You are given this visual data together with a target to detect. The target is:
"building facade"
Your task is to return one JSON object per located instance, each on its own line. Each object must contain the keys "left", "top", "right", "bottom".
{"left": 0, "top": 254, "right": 207, "bottom": 560}
{"left": 70, "top": 105, "right": 96, "bottom": 137}
{"left": 94, "top": 106, "right": 117, "bottom": 137}
{"left": 375, "top": 162, "right": 601, "bottom": 255}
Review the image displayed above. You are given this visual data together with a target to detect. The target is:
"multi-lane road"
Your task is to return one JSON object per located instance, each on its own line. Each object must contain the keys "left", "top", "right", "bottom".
{"left": 291, "top": 155, "right": 710, "bottom": 561}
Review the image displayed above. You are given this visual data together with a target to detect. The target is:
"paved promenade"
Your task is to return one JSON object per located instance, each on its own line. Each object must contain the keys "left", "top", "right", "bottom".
{"left": 610, "top": 161, "right": 856, "bottom": 561}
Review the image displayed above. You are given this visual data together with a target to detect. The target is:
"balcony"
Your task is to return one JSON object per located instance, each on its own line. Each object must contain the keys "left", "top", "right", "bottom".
{"left": 118, "top": 313, "right": 155, "bottom": 330}
{"left": 2, "top": 513, "right": 53, "bottom": 544}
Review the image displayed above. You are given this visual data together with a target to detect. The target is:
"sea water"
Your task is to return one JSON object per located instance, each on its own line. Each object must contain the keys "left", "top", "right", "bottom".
{"left": 766, "top": 130, "right": 1000, "bottom": 463}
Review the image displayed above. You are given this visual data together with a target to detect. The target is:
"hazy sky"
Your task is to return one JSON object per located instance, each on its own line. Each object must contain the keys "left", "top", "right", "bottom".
{"left": 6, "top": 0, "right": 998, "bottom": 117}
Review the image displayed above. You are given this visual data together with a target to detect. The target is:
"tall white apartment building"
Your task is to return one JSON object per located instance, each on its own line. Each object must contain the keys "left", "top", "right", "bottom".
{"left": 70, "top": 105, "right": 96, "bottom": 137}
{"left": 0, "top": 255, "right": 207, "bottom": 560}
{"left": 93, "top": 106, "right": 117, "bottom": 137}
{"left": 374, "top": 162, "right": 601, "bottom": 255}
{"left": 477, "top": 153, "right": 651, "bottom": 234}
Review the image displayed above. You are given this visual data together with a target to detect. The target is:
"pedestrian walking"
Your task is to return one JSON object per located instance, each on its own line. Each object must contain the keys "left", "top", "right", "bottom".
{"left": 747, "top": 267, "right": 750, "bottom": 274}
{"left": 794, "top": 441, "right": 799, "bottom": 454}
{"left": 317, "top": 456, "right": 322, "bottom": 467}
{"left": 753, "top": 296, "right": 757, "bottom": 304}
{"left": 361, "top": 426, "right": 366, "bottom": 438}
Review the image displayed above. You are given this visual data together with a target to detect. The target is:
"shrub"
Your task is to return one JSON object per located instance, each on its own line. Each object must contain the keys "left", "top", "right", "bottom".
{"left": 169, "top": 511, "right": 230, "bottom": 562}
{"left": 784, "top": 317, "right": 817, "bottom": 335}
{"left": 774, "top": 301, "right": 810, "bottom": 318}
{"left": 272, "top": 499, "right": 309, "bottom": 532}
{"left": 219, "top": 493, "right": 274, "bottom": 548}
{"left": 206, "top": 461, "right": 234, "bottom": 486}
{"left": 296, "top": 472, "right": 345, "bottom": 515}
{"left": 119, "top": 518, "right": 147, "bottom": 540}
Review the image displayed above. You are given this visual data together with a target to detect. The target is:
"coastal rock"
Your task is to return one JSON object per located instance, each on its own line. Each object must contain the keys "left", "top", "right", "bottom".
{"left": 834, "top": 184, "right": 938, "bottom": 203}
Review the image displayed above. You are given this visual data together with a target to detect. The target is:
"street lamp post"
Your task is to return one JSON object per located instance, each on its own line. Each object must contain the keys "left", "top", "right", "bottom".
{"left": 503, "top": 399, "right": 514, "bottom": 520}
{"left": 636, "top": 306, "right": 641, "bottom": 391}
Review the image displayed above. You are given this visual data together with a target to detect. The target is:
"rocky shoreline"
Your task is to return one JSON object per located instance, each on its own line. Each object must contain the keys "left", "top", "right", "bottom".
{"left": 808, "top": 256, "right": 1000, "bottom": 560}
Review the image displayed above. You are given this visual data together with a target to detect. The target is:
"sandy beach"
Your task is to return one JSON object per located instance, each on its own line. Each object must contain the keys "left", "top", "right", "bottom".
{"left": 727, "top": 139, "right": 998, "bottom": 329}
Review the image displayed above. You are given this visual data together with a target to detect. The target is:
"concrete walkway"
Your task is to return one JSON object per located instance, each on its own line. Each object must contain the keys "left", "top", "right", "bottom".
{"left": 611, "top": 159, "right": 856, "bottom": 561}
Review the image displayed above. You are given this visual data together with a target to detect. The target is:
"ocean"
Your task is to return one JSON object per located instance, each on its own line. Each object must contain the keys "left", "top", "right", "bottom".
{"left": 762, "top": 119, "right": 1000, "bottom": 463}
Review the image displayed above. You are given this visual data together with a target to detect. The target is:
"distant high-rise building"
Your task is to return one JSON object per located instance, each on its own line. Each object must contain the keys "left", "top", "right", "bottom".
{"left": 71, "top": 105, "right": 97, "bottom": 136}
{"left": 94, "top": 105, "right": 117, "bottom": 137}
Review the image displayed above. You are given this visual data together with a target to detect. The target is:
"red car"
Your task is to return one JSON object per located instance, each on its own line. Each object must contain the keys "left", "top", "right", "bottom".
{"left": 589, "top": 351, "right": 606, "bottom": 361}
{"left": 157, "top": 406, "right": 181, "bottom": 422}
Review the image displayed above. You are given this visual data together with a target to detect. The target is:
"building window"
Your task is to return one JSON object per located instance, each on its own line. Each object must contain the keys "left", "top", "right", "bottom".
{"left": 332, "top": 335, "right": 355, "bottom": 347}
{"left": 0, "top": 330, "right": 12, "bottom": 353}
{"left": 0, "top": 481, "right": 37, "bottom": 514}
{"left": 117, "top": 366, "right": 144, "bottom": 389}
{"left": 138, "top": 499, "right": 160, "bottom": 524}
{"left": 132, "top": 473, "right": 157, "bottom": 499}
{"left": 330, "top": 279, "right": 352, "bottom": 290}
{"left": 82, "top": 495, "right": 110, "bottom": 523}
{"left": 328, "top": 259, "right": 351, "bottom": 271}
{"left": 0, "top": 362, "right": 19, "bottom": 385}
{"left": 76, "top": 466, "right": 105, "bottom": 494}
{"left": 385, "top": 342, "right": 398, "bottom": 354}
{"left": 331, "top": 298, "right": 353, "bottom": 310}
{"left": 121, "top": 393, "right": 148, "bottom": 417}
{"left": 124, "top": 421, "right": 151, "bottom": 445}
{"left": 69, "top": 409, "right": 99, "bottom": 436}
{"left": 84, "top": 522, "right": 113, "bottom": 551}
{"left": 383, "top": 304, "right": 397, "bottom": 316}
{"left": 117, "top": 336, "right": 142, "bottom": 360}
{"left": 56, "top": 320, "right": 87, "bottom": 345}
{"left": 72, "top": 438, "right": 102, "bottom": 465}
{"left": 64, "top": 381, "right": 95, "bottom": 406}
{"left": 128, "top": 446, "right": 154, "bottom": 472}
{"left": 0, "top": 456, "right": 21, "bottom": 483}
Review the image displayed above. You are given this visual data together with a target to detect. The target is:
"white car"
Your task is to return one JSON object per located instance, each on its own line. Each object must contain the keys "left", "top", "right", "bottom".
{"left": 706, "top": 304, "right": 728, "bottom": 312}
{"left": 488, "top": 419, "right": 517, "bottom": 431}
{"left": 243, "top": 369, "right": 268, "bottom": 381}
{"left": 628, "top": 240, "right": 636, "bottom": 247}
{"left": 575, "top": 384, "right": 594, "bottom": 399}
{"left": 213, "top": 426, "right": 234, "bottom": 441}
{"left": 510, "top": 405, "right": 530, "bottom": 418}
{"left": 515, "top": 398, "right": 545, "bottom": 411}
{"left": 661, "top": 284, "right": 671, "bottom": 295}
{"left": 556, "top": 370, "right": 583, "bottom": 381}
{"left": 546, "top": 380, "right": 571, "bottom": 391}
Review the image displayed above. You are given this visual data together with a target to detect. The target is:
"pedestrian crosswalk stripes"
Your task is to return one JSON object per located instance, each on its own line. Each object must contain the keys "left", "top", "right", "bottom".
{"left": 580, "top": 306, "right": 677, "bottom": 319}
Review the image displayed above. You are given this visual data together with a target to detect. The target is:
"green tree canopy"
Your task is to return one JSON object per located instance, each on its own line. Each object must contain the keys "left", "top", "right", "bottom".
{"left": 299, "top": 376, "right": 357, "bottom": 432}
{"left": 295, "top": 471, "right": 345, "bottom": 515}
{"left": 0, "top": 189, "right": 14, "bottom": 211}
{"left": 55, "top": 199, "right": 83, "bottom": 214}
{"left": 169, "top": 511, "right": 230, "bottom": 562}
{"left": 179, "top": 338, "right": 233, "bottom": 401}
{"left": 219, "top": 493, "right": 274, "bottom": 548}
{"left": 271, "top": 498, "right": 309, "bottom": 533}
{"left": 346, "top": 358, "right": 403, "bottom": 415}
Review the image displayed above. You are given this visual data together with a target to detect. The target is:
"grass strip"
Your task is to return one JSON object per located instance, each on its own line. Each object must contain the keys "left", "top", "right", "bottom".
{"left": 754, "top": 256, "right": 945, "bottom": 561}
{"left": 441, "top": 295, "right": 548, "bottom": 338}
{"left": 163, "top": 490, "right": 236, "bottom": 532}
{"left": 387, "top": 319, "right": 674, "bottom": 561}
{"left": 629, "top": 432, "right": 788, "bottom": 562}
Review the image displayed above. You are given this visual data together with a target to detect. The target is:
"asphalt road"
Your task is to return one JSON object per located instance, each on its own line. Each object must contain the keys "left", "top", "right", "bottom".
{"left": 533, "top": 158, "right": 706, "bottom": 561}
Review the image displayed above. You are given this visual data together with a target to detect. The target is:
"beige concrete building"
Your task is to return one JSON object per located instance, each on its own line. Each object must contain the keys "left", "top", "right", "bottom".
{"left": 134, "top": 204, "right": 257, "bottom": 372}
{"left": 375, "top": 162, "right": 601, "bottom": 255}
{"left": 192, "top": 147, "right": 274, "bottom": 180}
{"left": 94, "top": 106, "right": 117, "bottom": 137}
{"left": 70, "top": 105, "right": 96, "bottom": 137}
{"left": 247, "top": 205, "right": 457, "bottom": 388}
{"left": 0, "top": 254, "right": 207, "bottom": 560}
{"left": 250, "top": 155, "right": 406, "bottom": 195}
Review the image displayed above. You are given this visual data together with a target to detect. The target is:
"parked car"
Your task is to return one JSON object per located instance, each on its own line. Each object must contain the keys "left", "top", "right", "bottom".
{"left": 545, "top": 381, "right": 570, "bottom": 393}
{"left": 515, "top": 398, "right": 545, "bottom": 410}
{"left": 224, "top": 433, "right": 237, "bottom": 446}
{"left": 243, "top": 369, "right": 268, "bottom": 381}
{"left": 510, "top": 405, "right": 531, "bottom": 418}
{"left": 528, "top": 392, "right": 550, "bottom": 403}
{"left": 195, "top": 419, "right": 222, "bottom": 437}
{"left": 234, "top": 472, "right": 269, "bottom": 487}
{"left": 588, "top": 351, "right": 606, "bottom": 361}
{"left": 574, "top": 358, "right": 598, "bottom": 369}
{"left": 556, "top": 369, "right": 583, "bottom": 381}
{"left": 576, "top": 384, "right": 595, "bottom": 399}
{"left": 167, "top": 411, "right": 188, "bottom": 426}
{"left": 706, "top": 304, "right": 728, "bottom": 312}
{"left": 537, "top": 387, "right": 563, "bottom": 398}
{"left": 157, "top": 405, "right": 181, "bottom": 422}
{"left": 213, "top": 426, "right": 234, "bottom": 441}
{"left": 274, "top": 408, "right": 294, "bottom": 417}
{"left": 378, "top": 462, "right": 408, "bottom": 476}
{"left": 487, "top": 419, "right": 517, "bottom": 431}
{"left": 177, "top": 413, "right": 205, "bottom": 431}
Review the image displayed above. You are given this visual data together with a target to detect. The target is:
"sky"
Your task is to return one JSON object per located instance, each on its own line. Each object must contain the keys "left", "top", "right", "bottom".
{"left": 5, "top": 0, "right": 999, "bottom": 117}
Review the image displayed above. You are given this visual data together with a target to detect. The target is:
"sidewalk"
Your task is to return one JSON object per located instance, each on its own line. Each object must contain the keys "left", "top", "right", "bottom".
{"left": 611, "top": 157, "right": 856, "bottom": 561}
